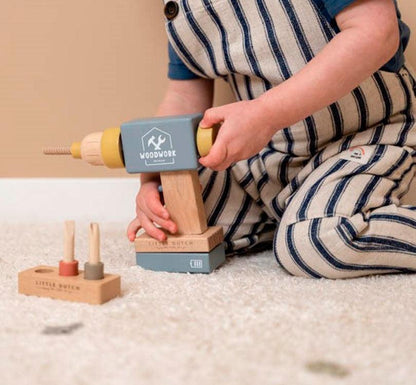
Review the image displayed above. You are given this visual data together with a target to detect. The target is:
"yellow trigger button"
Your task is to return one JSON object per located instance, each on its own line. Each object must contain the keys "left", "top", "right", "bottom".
{"left": 196, "top": 124, "right": 220, "bottom": 157}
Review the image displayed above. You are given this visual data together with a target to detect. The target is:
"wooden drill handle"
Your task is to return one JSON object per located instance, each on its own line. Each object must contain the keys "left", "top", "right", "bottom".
{"left": 160, "top": 125, "right": 221, "bottom": 235}
{"left": 160, "top": 170, "right": 207, "bottom": 235}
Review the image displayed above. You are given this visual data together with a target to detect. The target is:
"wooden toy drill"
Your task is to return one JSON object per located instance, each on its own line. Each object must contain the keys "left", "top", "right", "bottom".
{"left": 43, "top": 114, "right": 225, "bottom": 273}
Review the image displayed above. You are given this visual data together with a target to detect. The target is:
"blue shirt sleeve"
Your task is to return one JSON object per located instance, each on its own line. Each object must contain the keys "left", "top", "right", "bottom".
{"left": 314, "top": 0, "right": 410, "bottom": 73}
{"left": 168, "top": 42, "right": 201, "bottom": 80}
{"left": 320, "top": 0, "right": 355, "bottom": 18}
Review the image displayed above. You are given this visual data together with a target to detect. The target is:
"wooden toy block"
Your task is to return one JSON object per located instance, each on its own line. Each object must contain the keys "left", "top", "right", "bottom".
{"left": 18, "top": 266, "right": 121, "bottom": 305}
{"left": 135, "top": 226, "right": 223, "bottom": 253}
{"left": 135, "top": 226, "right": 225, "bottom": 273}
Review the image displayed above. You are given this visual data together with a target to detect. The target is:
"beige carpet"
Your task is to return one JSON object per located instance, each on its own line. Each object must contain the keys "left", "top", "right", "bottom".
{"left": 1, "top": 222, "right": 416, "bottom": 385}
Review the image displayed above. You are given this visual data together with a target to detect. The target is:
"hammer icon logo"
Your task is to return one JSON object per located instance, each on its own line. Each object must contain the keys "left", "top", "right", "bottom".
{"left": 147, "top": 135, "right": 166, "bottom": 150}
{"left": 140, "top": 127, "right": 176, "bottom": 167}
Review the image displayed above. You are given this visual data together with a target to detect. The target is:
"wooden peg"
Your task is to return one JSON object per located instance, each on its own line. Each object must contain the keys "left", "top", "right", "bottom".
{"left": 64, "top": 220, "right": 75, "bottom": 263}
{"left": 84, "top": 223, "right": 104, "bottom": 280}
{"left": 59, "top": 220, "right": 79, "bottom": 276}
{"left": 89, "top": 223, "right": 100, "bottom": 264}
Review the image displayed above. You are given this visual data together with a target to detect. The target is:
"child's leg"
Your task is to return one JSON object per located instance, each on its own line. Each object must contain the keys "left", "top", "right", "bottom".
{"left": 198, "top": 166, "right": 276, "bottom": 255}
{"left": 274, "top": 139, "right": 416, "bottom": 278}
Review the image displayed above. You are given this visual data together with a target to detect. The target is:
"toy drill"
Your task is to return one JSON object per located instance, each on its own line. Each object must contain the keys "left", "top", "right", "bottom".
{"left": 44, "top": 114, "right": 225, "bottom": 274}
{"left": 43, "top": 114, "right": 218, "bottom": 172}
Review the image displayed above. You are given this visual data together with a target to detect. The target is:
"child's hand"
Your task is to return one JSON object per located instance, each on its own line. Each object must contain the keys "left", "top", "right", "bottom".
{"left": 198, "top": 99, "right": 277, "bottom": 170}
{"left": 127, "top": 179, "right": 177, "bottom": 242}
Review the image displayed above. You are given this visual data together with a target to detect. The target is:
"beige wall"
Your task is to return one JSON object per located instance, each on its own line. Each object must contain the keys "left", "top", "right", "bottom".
{"left": 1, "top": 0, "right": 415, "bottom": 177}
{"left": 399, "top": 0, "right": 416, "bottom": 65}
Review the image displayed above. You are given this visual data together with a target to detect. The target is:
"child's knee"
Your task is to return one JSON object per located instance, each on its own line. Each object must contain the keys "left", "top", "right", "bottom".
{"left": 274, "top": 217, "right": 318, "bottom": 278}
{"left": 274, "top": 216, "right": 364, "bottom": 279}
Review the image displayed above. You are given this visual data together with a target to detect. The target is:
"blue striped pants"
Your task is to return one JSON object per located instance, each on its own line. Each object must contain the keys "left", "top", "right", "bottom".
{"left": 199, "top": 92, "right": 416, "bottom": 279}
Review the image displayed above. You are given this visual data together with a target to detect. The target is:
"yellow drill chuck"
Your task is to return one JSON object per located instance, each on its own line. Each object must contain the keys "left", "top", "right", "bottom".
{"left": 43, "top": 127, "right": 124, "bottom": 168}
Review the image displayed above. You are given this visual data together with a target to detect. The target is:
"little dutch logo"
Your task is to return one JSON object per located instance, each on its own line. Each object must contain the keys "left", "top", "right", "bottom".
{"left": 349, "top": 147, "right": 365, "bottom": 160}
{"left": 340, "top": 146, "right": 374, "bottom": 165}
{"left": 190, "top": 259, "right": 203, "bottom": 269}
{"left": 140, "top": 127, "right": 176, "bottom": 166}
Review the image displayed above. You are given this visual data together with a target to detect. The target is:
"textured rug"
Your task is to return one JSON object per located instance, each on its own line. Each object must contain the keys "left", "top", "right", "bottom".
{"left": 1, "top": 222, "right": 416, "bottom": 385}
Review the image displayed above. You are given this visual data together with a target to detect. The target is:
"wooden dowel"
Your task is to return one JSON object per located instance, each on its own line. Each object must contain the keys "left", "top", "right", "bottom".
{"left": 63, "top": 221, "right": 75, "bottom": 263}
{"left": 89, "top": 223, "right": 100, "bottom": 264}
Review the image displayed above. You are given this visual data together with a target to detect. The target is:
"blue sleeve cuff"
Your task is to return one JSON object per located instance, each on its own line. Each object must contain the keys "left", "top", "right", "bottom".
{"left": 322, "top": 0, "right": 356, "bottom": 18}
{"left": 168, "top": 43, "right": 201, "bottom": 80}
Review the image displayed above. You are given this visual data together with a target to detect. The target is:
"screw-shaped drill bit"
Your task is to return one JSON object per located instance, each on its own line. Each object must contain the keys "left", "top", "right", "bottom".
{"left": 42, "top": 146, "right": 72, "bottom": 155}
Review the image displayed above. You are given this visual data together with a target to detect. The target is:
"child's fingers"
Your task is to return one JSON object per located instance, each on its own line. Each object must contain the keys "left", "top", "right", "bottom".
{"left": 127, "top": 212, "right": 176, "bottom": 243}
{"left": 199, "top": 107, "right": 224, "bottom": 128}
{"left": 126, "top": 217, "right": 142, "bottom": 242}
{"left": 146, "top": 211, "right": 177, "bottom": 234}
{"left": 199, "top": 142, "right": 229, "bottom": 170}
{"left": 137, "top": 200, "right": 176, "bottom": 234}
{"left": 146, "top": 192, "right": 170, "bottom": 220}
{"left": 136, "top": 190, "right": 167, "bottom": 221}
{"left": 138, "top": 213, "right": 167, "bottom": 242}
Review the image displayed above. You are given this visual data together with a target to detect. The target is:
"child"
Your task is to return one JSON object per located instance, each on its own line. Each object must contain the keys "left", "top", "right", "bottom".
{"left": 127, "top": 0, "right": 416, "bottom": 278}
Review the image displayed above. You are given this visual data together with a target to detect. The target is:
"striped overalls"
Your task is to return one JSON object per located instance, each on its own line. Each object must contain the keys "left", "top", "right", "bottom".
{"left": 165, "top": 0, "right": 416, "bottom": 278}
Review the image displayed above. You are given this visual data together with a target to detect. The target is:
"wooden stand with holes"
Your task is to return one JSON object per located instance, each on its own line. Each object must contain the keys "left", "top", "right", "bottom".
{"left": 18, "top": 266, "right": 120, "bottom": 305}
{"left": 18, "top": 222, "right": 121, "bottom": 304}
